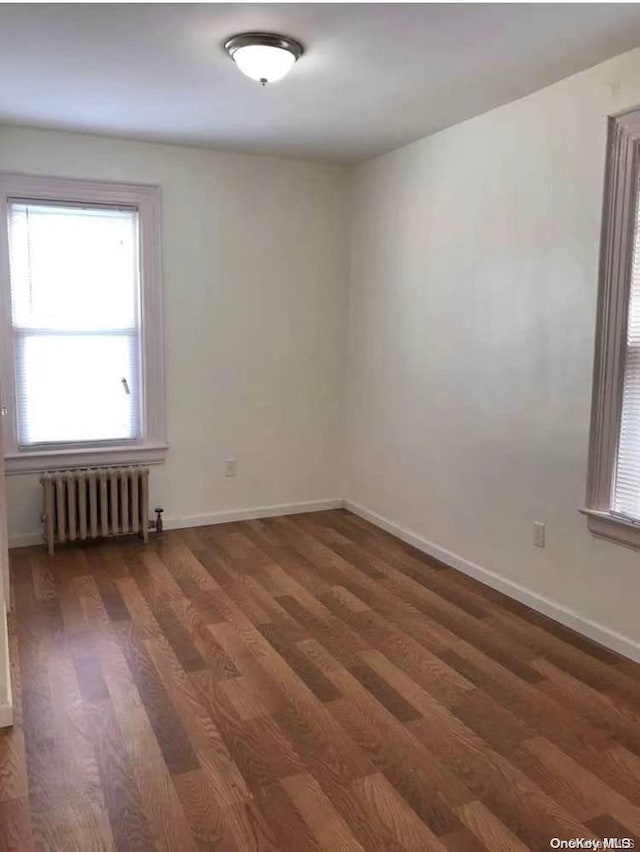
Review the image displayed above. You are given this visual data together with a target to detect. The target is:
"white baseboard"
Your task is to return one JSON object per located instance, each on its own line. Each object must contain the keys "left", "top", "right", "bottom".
{"left": 8, "top": 498, "right": 345, "bottom": 549}
{"left": 162, "top": 498, "right": 344, "bottom": 531}
{"left": 345, "top": 499, "right": 640, "bottom": 664}
{"left": 8, "top": 531, "right": 43, "bottom": 549}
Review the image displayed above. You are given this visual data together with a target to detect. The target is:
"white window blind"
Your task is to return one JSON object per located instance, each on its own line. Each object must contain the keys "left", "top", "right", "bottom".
{"left": 7, "top": 201, "right": 141, "bottom": 447}
{"left": 613, "top": 183, "right": 640, "bottom": 521}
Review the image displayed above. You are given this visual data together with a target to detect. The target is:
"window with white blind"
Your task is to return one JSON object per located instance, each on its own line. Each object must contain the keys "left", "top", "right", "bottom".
{"left": 612, "top": 199, "right": 640, "bottom": 522}
{"left": 584, "top": 108, "right": 640, "bottom": 548}
{"left": 0, "top": 175, "right": 166, "bottom": 473}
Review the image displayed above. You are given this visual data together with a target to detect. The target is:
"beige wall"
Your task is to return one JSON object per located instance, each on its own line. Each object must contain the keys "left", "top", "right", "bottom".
{"left": 346, "top": 46, "right": 640, "bottom": 653}
{"left": 0, "top": 126, "right": 349, "bottom": 542}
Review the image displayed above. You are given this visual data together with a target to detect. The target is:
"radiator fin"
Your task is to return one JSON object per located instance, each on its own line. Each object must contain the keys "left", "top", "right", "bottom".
{"left": 66, "top": 473, "right": 77, "bottom": 542}
{"left": 89, "top": 473, "right": 98, "bottom": 539}
{"left": 78, "top": 473, "right": 87, "bottom": 541}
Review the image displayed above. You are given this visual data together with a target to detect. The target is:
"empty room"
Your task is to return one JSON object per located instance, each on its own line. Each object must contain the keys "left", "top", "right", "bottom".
{"left": 3, "top": 2, "right": 640, "bottom": 849}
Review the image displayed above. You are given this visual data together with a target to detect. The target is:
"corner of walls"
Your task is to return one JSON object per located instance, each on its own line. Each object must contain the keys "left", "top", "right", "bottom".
{"left": 340, "top": 164, "right": 358, "bottom": 501}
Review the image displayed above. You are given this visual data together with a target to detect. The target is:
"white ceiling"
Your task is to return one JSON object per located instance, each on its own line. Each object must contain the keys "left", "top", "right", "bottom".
{"left": 2, "top": 3, "right": 640, "bottom": 164}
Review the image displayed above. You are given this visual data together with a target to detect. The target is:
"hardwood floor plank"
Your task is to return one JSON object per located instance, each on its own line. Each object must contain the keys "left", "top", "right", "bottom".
{"left": 251, "top": 780, "right": 323, "bottom": 852}
{"left": 0, "top": 797, "right": 34, "bottom": 851}
{"left": 189, "top": 668, "right": 306, "bottom": 793}
{"left": 440, "top": 824, "right": 488, "bottom": 852}
{"left": 94, "top": 572, "right": 131, "bottom": 623}
{"left": 302, "top": 512, "right": 488, "bottom": 620}
{"left": 275, "top": 593, "right": 369, "bottom": 668}
{"left": 491, "top": 607, "right": 640, "bottom": 709}
{"left": 0, "top": 728, "right": 28, "bottom": 803}
{"left": 533, "top": 657, "right": 640, "bottom": 755}
{"left": 603, "top": 746, "right": 640, "bottom": 802}
{"left": 258, "top": 621, "right": 342, "bottom": 703}
{"left": 152, "top": 604, "right": 207, "bottom": 673}
{"left": 112, "top": 622, "right": 199, "bottom": 775}
{"left": 8, "top": 510, "right": 640, "bottom": 850}
{"left": 586, "top": 813, "right": 640, "bottom": 843}
{"left": 281, "top": 773, "right": 366, "bottom": 851}
{"left": 73, "top": 654, "right": 110, "bottom": 702}
{"left": 142, "top": 620, "right": 239, "bottom": 758}
{"left": 311, "top": 777, "right": 409, "bottom": 852}
{"left": 82, "top": 696, "right": 157, "bottom": 851}
{"left": 218, "top": 798, "right": 281, "bottom": 852}
{"left": 437, "top": 642, "right": 615, "bottom": 754}
{"left": 170, "top": 767, "right": 231, "bottom": 849}
{"left": 44, "top": 649, "right": 103, "bottom": 806}
{"left": 454, "top": 800, "right": 528, "bottom": 852}
{"left": 407, "top": 712, "right": 599, "bottom": 848}
{"left": 449, "top": 687, "right": 535, "bottom": 754}
{"left": 336, "top": 606, "right": 474, "bottom": 708}
{"left": 29, "top": 789, "right": 114, "bottom": 852}
{"left": 351, "top": 772, "right": 447, "bottom": 851}
{"left": 329, "top": 694, "right": 471, "bottom": 836}
{"left": 97, "top": 628, "right": 199, "bottom": 852}
{"left": 516, "top": 737, "right": 640, "bottom": 834}
{"left": 348, "top": 659, "right": 422, "bottom": 722}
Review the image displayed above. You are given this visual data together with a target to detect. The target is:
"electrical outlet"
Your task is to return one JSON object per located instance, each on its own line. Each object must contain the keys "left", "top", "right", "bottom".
{"left": 224, "top": 458, "right": 236, "bottom": 477}
{"left": 533, "top": 521, "right": 546, "bottom": 548}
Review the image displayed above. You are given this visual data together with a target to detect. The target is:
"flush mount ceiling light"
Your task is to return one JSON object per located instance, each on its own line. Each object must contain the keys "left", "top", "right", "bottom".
{"left": 224, "top": 32, "right": 304, "bottom": 86}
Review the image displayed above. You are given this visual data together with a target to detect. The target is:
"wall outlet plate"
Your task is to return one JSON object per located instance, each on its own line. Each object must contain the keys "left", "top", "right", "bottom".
{"left": 533, "top": 521, "right": 546, "bottom": 548}
{"left": 224, "top": 458, "right": 236, "bottom": 477}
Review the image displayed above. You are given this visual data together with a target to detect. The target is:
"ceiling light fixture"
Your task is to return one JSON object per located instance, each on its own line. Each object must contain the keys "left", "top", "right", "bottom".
{"left": 224, "top": 32, "right": 304, "bottom": 86}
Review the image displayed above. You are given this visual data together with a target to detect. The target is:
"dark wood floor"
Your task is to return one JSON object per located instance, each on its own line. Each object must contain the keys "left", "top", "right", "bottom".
{"left": 2, "top": 509, "right": 640, "bottom": 850}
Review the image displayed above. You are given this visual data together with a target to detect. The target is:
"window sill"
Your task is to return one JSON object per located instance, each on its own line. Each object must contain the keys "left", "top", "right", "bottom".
{"left": 4, "top": 442, "right": 168, "bottom": 475}
{"left": 580, "top": 506, "right": 640, "bottom": 551}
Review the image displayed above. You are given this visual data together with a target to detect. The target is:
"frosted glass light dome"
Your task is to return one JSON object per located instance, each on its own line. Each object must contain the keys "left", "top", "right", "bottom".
{"left": 225, "top": 33, "right": 304, "bottom": 85}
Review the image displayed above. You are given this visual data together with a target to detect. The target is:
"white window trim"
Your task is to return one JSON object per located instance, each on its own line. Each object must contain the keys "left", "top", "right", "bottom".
{"left": 0, "top": 173, "right": 167, "bottom": 474}
{"left": 583, "top": 109, "right": 640, "bottom": 548}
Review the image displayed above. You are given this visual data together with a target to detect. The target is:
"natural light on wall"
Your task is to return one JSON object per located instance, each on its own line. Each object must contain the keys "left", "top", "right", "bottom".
{"left": 8, "top": 202, "right": 141, "bottom": 446}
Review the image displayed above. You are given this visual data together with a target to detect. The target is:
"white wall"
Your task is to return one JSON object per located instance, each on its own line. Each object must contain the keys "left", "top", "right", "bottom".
{"left": 0, "top": 127, "right": 349, "bottom": 543}
{"left": 346, "top": 46, "right": 640, "bottom": 652}
{"left": 6, "top": 46, "right": 640, "bottom": 658}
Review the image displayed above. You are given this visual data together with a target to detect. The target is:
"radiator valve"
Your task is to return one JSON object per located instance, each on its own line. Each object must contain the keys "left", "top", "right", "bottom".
{"left": 152, "top": 506, "right": 164, "bottom": 535}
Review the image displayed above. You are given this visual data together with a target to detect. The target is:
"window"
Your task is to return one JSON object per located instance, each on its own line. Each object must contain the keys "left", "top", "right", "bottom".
{"left": 0, "top": 175, "right": 166, "bottom": 473}
{"left": 584, "top": 109, "right": 640, "bottom": 547}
